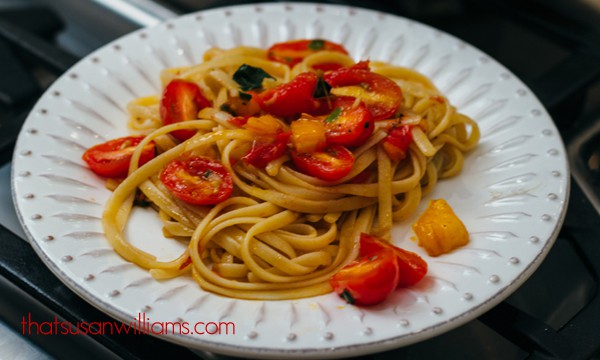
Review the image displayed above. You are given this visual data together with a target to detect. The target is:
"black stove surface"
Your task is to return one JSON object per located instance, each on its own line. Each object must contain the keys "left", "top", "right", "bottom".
{"left": 1, "top": 1, "right": 600, "bottom": 359}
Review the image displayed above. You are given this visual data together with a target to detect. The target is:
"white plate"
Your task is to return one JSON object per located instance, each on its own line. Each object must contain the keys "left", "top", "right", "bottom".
{"left": 11, "top": 3, "right": 569, "bottom": 359}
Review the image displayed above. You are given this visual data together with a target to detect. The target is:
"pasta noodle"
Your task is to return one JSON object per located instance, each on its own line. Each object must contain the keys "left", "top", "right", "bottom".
{"left": 98, "top": 42, "right": 479, "bottom": 300}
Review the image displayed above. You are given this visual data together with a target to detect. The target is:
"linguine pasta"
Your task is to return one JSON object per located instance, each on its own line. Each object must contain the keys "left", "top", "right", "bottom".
{"left": 99, "top": 44, "right": 479, "bottom": 300}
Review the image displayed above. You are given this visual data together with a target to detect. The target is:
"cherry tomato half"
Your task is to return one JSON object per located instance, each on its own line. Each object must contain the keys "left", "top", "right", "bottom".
{"left": 330, "top": 247, "right": 400, "bottom": 306}
{"left": 324, "top": 61, "right": 403, "bottom": 120}
{"left": 359, "top": 233, "right": 428, "bottom": 287}
{"left": 82, "top": 136, "right": 155, "bottom": 178}
{"left": 324, "top": 97, "right": 374, "bottom": 147}
{"left": 267, "top": 39, "right": 349, "bottom": 68}
{"left": 382, "top": 125, "right": 412, "bottom": 162}
{"left": 242, "top": 132, "right": 291, "bottom": 168}
{"left": 290, "top": 144, "right": 354, "bottom": 181}
{"left": 160, "top": 156, "right": 233, "bottom": 205}
{"left": 160, "top": 79, "right": 211, "bottom": 142}
{"left": 253, "top": 72, "right": 319, "bottom": 117}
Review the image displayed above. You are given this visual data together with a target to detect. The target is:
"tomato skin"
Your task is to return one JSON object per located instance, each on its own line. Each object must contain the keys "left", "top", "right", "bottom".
{"left": 324, "top": 97, "right": 374, "bottom": 147}
{"left": 312, "top": 63, "right": 344, "bottom": 72}
{"left": 309, "top": 98, "right": 335, "bottom": 116}
{"left": 382, "top": 125, "right": 413, "bottom": 161}
{"left": 324, "top": 61, "right": 403, "bottom": 120}
{"left": 349, "top": 169, "right": 373, "bottom": 184}
{"left": 159, "top": 156, "right": 233, "bottom": 205}
{"left": 330, "top": 248, "right": 400, "bottom": 306}
{"left": 160, "top": 79, "right": 211, "bottom": 141}
{"left": 82, "top": 136, "right": 155, "bottom": 178}
{"left": 242, "top": 132, "right": 291, "bottom": 168}
{"left": 359, "top": 233, "right": 428, "bottom": 287}
{"left": 253, "top": 72, "right": 319, "bottom": 117}
{"left": 290, "top": 144, "right": 354, "bottom": 181}
{"left": 227, "top": 115, "right": 250, "bottom": 128}
{"left": 267, "top": 39, "right": 349, "bottom": 68}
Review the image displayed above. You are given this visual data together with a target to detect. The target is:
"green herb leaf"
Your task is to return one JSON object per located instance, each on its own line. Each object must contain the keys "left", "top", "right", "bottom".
{"left": 324, "top": 107, "right": 342, "bottom": 123}
{"left": 308, "top": 39, "right": 325, "bottom": 51}
{"left": 233, "top": 64, "right": 274, "bottom": 91}
{"left": 313, "top": 75, "right": 332, "bottom": 98}
{"left": 134, "top": 191, "right": 151, "bottom": 207}
{"left": 340, "top": 289, "right": 355, "bottom": 304}
{"left": 220, "top": 103, "right": 236, "bottom": 116}
{"left": 239, "top": 92, "right": 252, "bottom": 101}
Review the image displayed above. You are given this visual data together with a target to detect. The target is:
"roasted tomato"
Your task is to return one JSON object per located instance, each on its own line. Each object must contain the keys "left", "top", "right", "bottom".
{"left": 323, "top": 97, "right": 374, "bottom": 147}
{"left": 82, "top": 136, "right": 155, "bottom": 178}
{"left": 324, "top": 61, "right": 403, "bottom": 120}
{"left": 330, "top": 247, "right": 400, "bottom": 306}
{"left": 291, "top": 118, "right": 327, "bottom": 153}
{"left": 412, "top": 199, "right": 469, "bottom": 256}
{"left": 160, "top": 79, "right": 211, "bottom": 142}
{"left": 382, "top": 125, "right": 413, "bottom": 161}
{"left": 312, "top": 63, "right": 344, "bottom": 72}
{"left": 359, "top": 233, "right": 428, "bottom": 287}
{"left": 253, "top": 72, "right": 319, "bottom": 117}
{"left": 267, "top": 39, "right": 349, "bottom": 68}
{"left": 349, "top": 169, "right": 373, "bottom": 184}
{"left": 242, "top": 132, "right": 290, "bottom": 168}
{"left": 160, "top": 156, "right": 233, "bottom": 205}
{"left": 290, "top": 144, "right": 354, "bottom": 181}
{"left": 227, "top": 115, "right": 250, "bottom": 128}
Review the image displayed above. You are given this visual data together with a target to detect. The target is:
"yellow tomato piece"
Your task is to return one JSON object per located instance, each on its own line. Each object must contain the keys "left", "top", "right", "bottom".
{"left": 412, "top": 199, "right": 469, "bottom": 256}
{"left": 244, "top": 114, "right": 287, "bottom": 136}
{"left": 291, "top": 118, "right": 327, "bottom": 153}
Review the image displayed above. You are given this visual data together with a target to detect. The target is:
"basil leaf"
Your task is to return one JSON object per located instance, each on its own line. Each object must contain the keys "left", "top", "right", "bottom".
{"left": 308, "top": 39, "right": 325, "bottom": 50}
{"left": 220, "top": 103, "right": 236, "bottom": 116}
{"left": 233, "top": 64, "right": 274, "bottom": 91}
{"left": 313, "top": 75, "right": 332, "bottom": 98}
{"left": 239, "top": 92, "right": 252, "bottom": 101}
{"left": 340, "top": 289, "right": 355, "bottom": 304}
{"left": 134, "top": 191, "right": 151, "bottom": 207}
{"left": 324, "top": 107, "right": 342, "bottom": 123}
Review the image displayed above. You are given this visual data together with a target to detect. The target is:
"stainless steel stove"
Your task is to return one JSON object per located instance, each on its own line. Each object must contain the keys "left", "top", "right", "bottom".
{"left": 1, "top": 0, "right": 600, "bottom": 359}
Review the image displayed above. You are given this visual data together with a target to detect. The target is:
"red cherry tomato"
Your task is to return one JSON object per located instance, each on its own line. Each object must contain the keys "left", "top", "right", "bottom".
{"left": 242, "top": 132, "right": 291, "bottom": 168}
{"left": 159, "top": 156, "right": 233, "bottom": 205}
{"left": 330, "top": 247, "right": 400, "bottom": 306}
{"left": 312, "top": 63, "right": 344, "bottom": 72}
{"left": 290, "top": 144, "right": 354, "bottom": 181}
{"left": 160, "top": 79, "right": 211, "bottom": 141}
{"left": 253, "top": 72, "right": 319, "bottom": 117}
{"left": 324, "top": 61, "right": 403, "bottom": 120}
{"left": 359, "top": 233, "right": 428, "bottom": 287}
{"left": 267, "top": 39, "right": 349, "bottom": 68}
{"left": 227, "top": 115, "right": 250, "bottom": 128}
{"left": 382, "top": 125, "right": 413, "bottom": 161}
{"left": 82, "top": 136, "right": 155, "bottom": 178}
{"left": 323, "top": 97, "right": 374, "bottom": 147}
{"left": 349, "top": 169, "right": 373, "bottom": 184}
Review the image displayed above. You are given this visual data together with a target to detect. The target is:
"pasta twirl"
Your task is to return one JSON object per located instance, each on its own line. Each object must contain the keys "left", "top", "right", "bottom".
{"left": 97, "top": 41, "right": 479, "bottom": 300}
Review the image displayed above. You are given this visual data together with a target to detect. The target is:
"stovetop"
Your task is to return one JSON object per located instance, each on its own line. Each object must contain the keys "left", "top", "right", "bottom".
{"left": 1, "top": 0, "right": 600, "bottom": 359}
